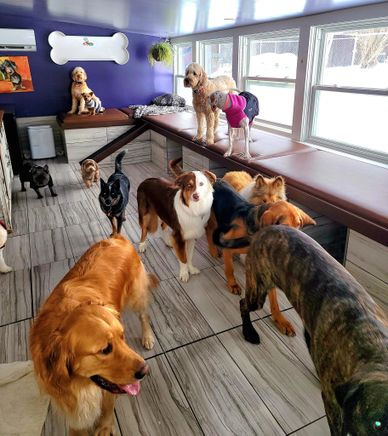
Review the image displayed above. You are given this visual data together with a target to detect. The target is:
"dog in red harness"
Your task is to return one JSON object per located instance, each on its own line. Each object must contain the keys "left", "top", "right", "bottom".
{"left": 0, "top": 220, "right": 11, "bottom": 273}
{"left": 210, "top": 91, "right": 259, "bottom": 160}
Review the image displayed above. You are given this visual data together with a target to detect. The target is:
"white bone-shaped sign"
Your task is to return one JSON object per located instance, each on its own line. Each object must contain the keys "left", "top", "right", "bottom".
{"left": 48, "top": 31, "right": 129, "bottom": 65}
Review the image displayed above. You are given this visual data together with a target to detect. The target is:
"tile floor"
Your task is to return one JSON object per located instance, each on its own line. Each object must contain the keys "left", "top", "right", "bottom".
{"left": 0, "top": 158, "right": 330, "bottom": 435}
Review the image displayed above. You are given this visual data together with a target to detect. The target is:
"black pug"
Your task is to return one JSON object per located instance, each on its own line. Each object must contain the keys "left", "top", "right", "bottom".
{"left": 20, "top": 162, "right": 57, "bottom": 199}
{"left": 99, "top": 150, "right": 129, "bottom": 235}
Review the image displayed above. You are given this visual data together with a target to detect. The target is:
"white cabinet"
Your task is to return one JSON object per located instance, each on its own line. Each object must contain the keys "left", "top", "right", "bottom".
{"left": 0, "top": 112, "right": 13, "bottom": 230}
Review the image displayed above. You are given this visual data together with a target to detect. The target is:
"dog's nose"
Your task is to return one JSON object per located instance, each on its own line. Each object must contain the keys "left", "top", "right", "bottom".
{"left": 193, "top": 192, "right": 199, "bottom": 201}
{"left": 135, "top": 363, "right": 150, "bottom": 380}
{"left": 105, "top": 199, "right": 111, "bottom": 206}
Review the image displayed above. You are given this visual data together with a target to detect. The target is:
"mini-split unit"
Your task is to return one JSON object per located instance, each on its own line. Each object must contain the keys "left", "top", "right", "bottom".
{"left": 0, "top": 28, "right": 36, "bottom": 51}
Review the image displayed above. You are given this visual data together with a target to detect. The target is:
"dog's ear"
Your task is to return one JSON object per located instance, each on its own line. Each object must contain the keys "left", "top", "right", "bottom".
{"left": 335, "top": 381, "right": 359, "bottom": 408}
{"left": 44, "top": 331, "right": 73, "bottom": 384}
{"left": 260, "top": 209, "right": 284, "bottom": 227}
{"left": 297, "top": 208, "right": 316, "bottom": 227}
{"left": 273, "top": 176, "right": 285, "bottom": 188}
{"left": 255, "top": 174, "right": 266, "bottom": 188}
{"left": 90, "top": 91, "right": 94, "bottom": 96}
{"left": 100, "top": 178, "right": 106, "bottom": 188}
{"left": 43, "top": 165, "right": 49, "bottom": 172}
{"left": 204, "top": 170, "right": 217, "bottom": 185}
{"left": 198, "top": 68, "right": 208, "bottom": 86}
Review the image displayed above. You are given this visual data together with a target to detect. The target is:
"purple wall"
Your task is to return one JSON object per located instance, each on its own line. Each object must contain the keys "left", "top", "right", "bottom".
{"left": 0, "top": 14, "right": 173, "bottom": 117}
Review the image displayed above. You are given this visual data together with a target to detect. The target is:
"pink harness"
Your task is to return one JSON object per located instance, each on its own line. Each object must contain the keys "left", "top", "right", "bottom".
{"left": 223, "top": 94, "right": 247, "bottom": 128}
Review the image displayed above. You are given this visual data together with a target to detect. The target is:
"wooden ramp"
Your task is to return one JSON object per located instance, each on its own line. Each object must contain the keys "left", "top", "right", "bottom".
{"left": 79, "top": 121, "right": 149, "bottom": 165}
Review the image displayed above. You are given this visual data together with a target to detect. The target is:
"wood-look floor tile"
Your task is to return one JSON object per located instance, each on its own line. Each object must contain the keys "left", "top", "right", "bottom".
{"left": 10, "top": 208, "right": 28, "bottom": 237}
{"left": 49, "top": 163, "right": 79, "bottom": 187}
{"left": 5, "top": 234, "right": 31, "bottom": 270}
{"left": 26, "top": 186, "right": 60, "bottom": 208}
{"left": 54, "top": 184, "right": 88, "bottom": 204}
{"left": 219, "top": 321, "right": 324, "bottom": 433}
{"left": 115, "top": 355, "right": 202, "bottom": 436}
{"left": 0, "top": 268, "right": 31, "bottom": 326}
{"left": 179, "top": 267, "right": 257, "bottom": 333}
{"left": 28, "top": 204, "right": 65, "bottom": 232}
{"left": 120, "top": 214, "right": 142, "bottom": 243}
{"left": 214, "top": 261, "right": 293, "bottom": 316}
{"left": 126, "top": 192, "right": 138, "bottom": 215}
{"left": 66, "top": 221, "right": 109, "bottom": 258}
{"left": 32, "top": 259, "right": 75, "bottom": 316}
{"left": 30, "top": 228, "right": 73, "bottom": 267}
{"left": 167, "top": 336, "right": 284, "bottom": 435}
{"left": 121, "top": 309, "right": 163, "bottom": 360}
{"left": 292, "top": 417, "right": 330, "bottom": 436}
{"left": 150, "top": 278, "right": 213, "bottom": 350}
{"left": 263, "top": 309, "right": 318, "bottom": 377}
{"left": 11, "top": 189, "right": 27, "bottom": 211}
{"left": 0, "top": 319, "right": 31, "bottom": 363}
{"left": 60, "top": 200, "right": 100, "bottom": 226}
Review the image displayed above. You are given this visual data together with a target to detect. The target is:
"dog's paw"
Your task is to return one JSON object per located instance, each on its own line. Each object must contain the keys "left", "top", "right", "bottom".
{"left": 21, "top": 187, "right": 26, "bottom": 192}
{"left": 0, "top": 265, "right": 12, "bottom": 274}
{"left": 273, "top": 316, "right": 296, "bottom": 337}
{"left": 94, "top": 425, "right": 116, "bottom": 436}
{"left": 51, "top": 193, "right": 58, "bottom": 197}
{"left": 67, "top": 110, "right": 76, "bottom": 114}
{"left": 223, "top": 151, "right": 232, "bottom": 157}
{"left": 179, "top": 269, "right": 190, "bottom": 282}
{"left": 243, "top": 324, "right": 261, "bottom": 344}
{"left": 138, "top": 241, "right": 147, "bottom": 253}
{"left": 189, "top": 265, "right": 200, "bottom": 275}
{"left": 142, "top": 334, "right": 155, "bottom": 350}
{"left": 37, "top": 194, "right": 43, "bottom": 199}
{"left": 229, "top": 282, "right": 242, "bottom": 295}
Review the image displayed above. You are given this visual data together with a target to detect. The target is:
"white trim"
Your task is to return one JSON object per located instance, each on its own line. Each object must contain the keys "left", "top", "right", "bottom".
{"left": 170, "top": 3, "right": 388, "bottom": 164}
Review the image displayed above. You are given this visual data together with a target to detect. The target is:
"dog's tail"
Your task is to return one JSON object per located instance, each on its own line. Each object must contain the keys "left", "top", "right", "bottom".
{"left": 169, "top": 157, "right": 184, "bottom": 178}
{"left": 115, "top": 150, "right": 127, "bottom": 173}
{"left": 212, "top": 227, "right": 251, "bottom": 249}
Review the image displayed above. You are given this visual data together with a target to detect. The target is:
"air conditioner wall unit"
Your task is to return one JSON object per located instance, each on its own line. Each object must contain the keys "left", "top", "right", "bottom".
{"left": 0, "top": 28, "right": 36, "bottom": 51}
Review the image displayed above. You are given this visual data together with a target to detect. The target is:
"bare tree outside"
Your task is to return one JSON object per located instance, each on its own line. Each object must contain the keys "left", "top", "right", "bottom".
{"left": 353, "top": 28, "right": 388, "bottom": 68}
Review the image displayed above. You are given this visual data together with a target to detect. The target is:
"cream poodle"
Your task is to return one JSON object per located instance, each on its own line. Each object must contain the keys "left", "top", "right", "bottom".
{"left": 68, "top": 66, "right": 91, "bottom": 115}
{"left": 184, "top": 63, "right": 236, "bottom": 145}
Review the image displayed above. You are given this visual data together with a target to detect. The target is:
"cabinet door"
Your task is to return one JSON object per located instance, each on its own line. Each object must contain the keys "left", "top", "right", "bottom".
{"left": 0, "top": 123, "right": 13, "bottom": 199}
{"left": 0, "top": 122, "right": 12, "bottom": 229}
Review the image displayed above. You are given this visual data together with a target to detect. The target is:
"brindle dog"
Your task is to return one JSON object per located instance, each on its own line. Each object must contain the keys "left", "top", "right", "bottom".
{"left": 241, "top": 226, "right": 388, "bottom": 436}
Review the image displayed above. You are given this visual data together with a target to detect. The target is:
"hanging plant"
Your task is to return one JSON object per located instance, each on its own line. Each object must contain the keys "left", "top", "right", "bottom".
{"left": 148, "top": 40, "right": 174, "bottom": 66}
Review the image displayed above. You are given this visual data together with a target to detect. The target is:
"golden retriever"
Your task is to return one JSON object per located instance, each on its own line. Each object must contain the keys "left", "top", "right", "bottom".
{"left": 68, "top": 66, "right": 91, "bottom": 115}
{"left": 183, "top": 62, "right": 236, "bottom": 145}
{"left": 30, "top": 235, "right": 158, "bottom": 435}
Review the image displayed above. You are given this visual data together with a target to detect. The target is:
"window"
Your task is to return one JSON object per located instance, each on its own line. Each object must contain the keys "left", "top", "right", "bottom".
{"left": 242, "top": 30, "right": 299, "bottom": 131}
{"left": 173, "top": 42, "right": 193, "bottom": 106}
{"left": 199, "top": 38, "right": 233, "bottom": 77}
{"left": 306, "top": 21, "right": 388, "bottom": 162}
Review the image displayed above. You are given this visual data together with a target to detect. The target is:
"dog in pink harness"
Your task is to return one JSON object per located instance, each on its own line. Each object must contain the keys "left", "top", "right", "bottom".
{"left": 210, "top": 91, "right": 259, "bottom": 159}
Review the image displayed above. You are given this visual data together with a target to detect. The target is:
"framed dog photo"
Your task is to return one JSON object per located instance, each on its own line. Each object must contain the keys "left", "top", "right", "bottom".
{"left": 0, "top": 56, "right": 34, "bottom": 93}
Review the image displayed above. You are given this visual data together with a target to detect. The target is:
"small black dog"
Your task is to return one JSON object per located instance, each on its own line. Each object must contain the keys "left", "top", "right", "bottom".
{"left": 99, "top": 150, "right": 129, "bottom": 235}
{"left": 20, "top": 162, "right": 57, "bottom": 199}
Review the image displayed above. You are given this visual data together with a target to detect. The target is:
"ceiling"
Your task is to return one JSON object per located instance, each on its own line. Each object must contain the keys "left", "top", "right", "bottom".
{"left": 0, "top": 0, "right": 386, "bottom": 37}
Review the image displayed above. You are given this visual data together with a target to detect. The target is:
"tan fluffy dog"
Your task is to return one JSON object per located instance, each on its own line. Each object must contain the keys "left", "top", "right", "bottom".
{"left": 223, "top": 171, "right": 286, "bottom": 205}
{"left": 183, "top": 62, "right": 236, "bottom": 145}
{"left": 68, "top": 66, "right": 91, "bottom": 115}
{"left": 81, "top": 159, "right": 100, "bottom": 188}
{"left": 30, "top": 235, "right": 158, "bottom": 435}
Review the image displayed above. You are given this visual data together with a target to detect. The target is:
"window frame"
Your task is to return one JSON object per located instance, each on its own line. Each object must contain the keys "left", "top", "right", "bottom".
{"left": 173, "top": 41, "right": 193, "bottom": 106}
{"left": 304, "top": 18, "right": 388, "bottom": 164}
{"left": 198, "top": 37, "right": 233, "bottom": 77}
{"left": 241, "top": 29, "right": 300, "bottom": 133}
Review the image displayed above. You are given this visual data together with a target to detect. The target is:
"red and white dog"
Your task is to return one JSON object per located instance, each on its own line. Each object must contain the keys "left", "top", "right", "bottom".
{"left": 0, "top": 221, "right": 11, "bottom": 273}
{"left": 137, "top": 167, "right": 216, "bottom": 282}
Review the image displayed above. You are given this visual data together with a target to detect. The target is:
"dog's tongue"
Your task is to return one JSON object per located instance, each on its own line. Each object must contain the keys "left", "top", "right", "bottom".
{"left": 119, "top": 381, "right": 141, "bottom": 396}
